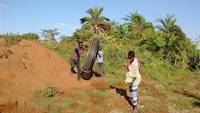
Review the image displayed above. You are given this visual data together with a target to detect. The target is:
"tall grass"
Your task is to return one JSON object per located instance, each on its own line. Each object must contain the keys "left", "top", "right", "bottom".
{"left": 36, "top": 36, "right": 200, "bottom": 112}
{"left": 1, "top": 33, "right": 39, "bottom": 46}
{"left": 40, "top": 37, "right": 199, "bottom": 85}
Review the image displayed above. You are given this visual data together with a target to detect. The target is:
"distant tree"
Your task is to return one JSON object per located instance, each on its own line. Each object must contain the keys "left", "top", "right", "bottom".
{"left": 112, "top": 24, "right": 128, "bottom": 39}
{"left": 80, "top": 7, "right": 111, "bottom": 35}
{"left": 156, "top": 14, "right": 196, "bottom": 68}
{"left": 60, "top": 35, "right": 71, "bottom": 40}
{"left": 123, "top": 12, "right": 153, "bottom": 39}
{"left": 42, "top": 28, "right": 59, "bottom": 41}
{"left": 156, "top": 15, "right": 177, "bottom": 33}
{"left": 140, "top": 33, "right": 165, "bottom": 55}
{"left": 21, "top": 33, "right": 39, "bottom": 40}
{"left": 72, "top": 28, "right": 94, "bottom": 41}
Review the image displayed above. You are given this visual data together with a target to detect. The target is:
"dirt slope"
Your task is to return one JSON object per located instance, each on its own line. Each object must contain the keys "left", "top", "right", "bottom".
{"left": 0, "top": 39, "right": 91, "bottom": 105}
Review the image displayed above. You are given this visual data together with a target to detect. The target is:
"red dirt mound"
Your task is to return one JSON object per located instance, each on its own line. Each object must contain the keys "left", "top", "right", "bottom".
{"left": 0, "top": 39, "right": 91, "bottom": 105}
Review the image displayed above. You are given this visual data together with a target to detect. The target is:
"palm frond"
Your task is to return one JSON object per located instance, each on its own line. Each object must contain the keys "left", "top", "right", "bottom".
{"left": 80, "top": 17, "right": 91, "bottom": 24}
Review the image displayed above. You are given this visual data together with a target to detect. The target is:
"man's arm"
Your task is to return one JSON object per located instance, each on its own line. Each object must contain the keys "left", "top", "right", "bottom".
{"left": 75, "top": 48, "right": 80, "bottom": 57}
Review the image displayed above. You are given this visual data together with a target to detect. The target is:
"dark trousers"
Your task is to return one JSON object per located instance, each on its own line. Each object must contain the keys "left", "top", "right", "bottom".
{"left": 70, "top": 58, "right": 82, "bottom": 80}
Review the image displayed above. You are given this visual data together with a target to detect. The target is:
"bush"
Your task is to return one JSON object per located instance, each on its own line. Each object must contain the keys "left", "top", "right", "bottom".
{"left": 79, "top": 90, "right": 91, "bottom": 101}
{"left": 1, "top": 33, "right": 39, "bottom": 46}
{"left": 35, "top": 86, "right": 59, "bottom": 98}
{"left": 5, "top": 36, "right": 19, "bottom": 46}
{"left": 20, "top": 33, "right": 40, "bottom": 40}
{"left": 95, "top": 91, "right": 107, "bottom": 99}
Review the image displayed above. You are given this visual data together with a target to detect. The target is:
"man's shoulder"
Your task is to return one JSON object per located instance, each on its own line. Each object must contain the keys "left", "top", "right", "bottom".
{"left": 99, "top": 50, "right": 103, "bottom": 54}
{"left": 74, "top": 47, "right": 78, "bottom": 50}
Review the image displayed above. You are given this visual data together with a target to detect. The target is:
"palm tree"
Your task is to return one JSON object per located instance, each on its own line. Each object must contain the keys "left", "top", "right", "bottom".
{"left": 42, "top": 28, "right": 59, "bottom": 40}
{"left": 156, "top": 15, "right": 177, "bottom": 34}
{"left": 140, "top": 33, "right": 165, "bottom": 54}
{"left": 156, "top": 15, "right": 190, "bottom": 66}
{"left": 80, "top": 7, "right": 111, "bottom": 35}
{"left": 123, "top": 12, "right": 153, "bottom": 38}
{"left": 112, "top": 24, "right": 128, "bottom": 39}
{"left": 155, "top": 14, "right": 187, "bottom": 45}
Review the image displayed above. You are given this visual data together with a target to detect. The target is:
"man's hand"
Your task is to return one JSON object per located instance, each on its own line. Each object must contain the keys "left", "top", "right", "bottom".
{"left": 125, "top": 63, "right": 129, "bottom": 71}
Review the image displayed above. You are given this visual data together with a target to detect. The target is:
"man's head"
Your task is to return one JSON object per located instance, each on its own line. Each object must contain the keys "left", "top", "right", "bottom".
{"left": 78, "top": 41, "right": 83, "bottom": 49}
{"left": 128, "top": 50, "right": 135, "bottom": 62}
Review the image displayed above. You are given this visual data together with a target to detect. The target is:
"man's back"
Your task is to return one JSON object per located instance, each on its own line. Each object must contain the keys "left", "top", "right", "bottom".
{"left": 97, "top": 50, "right": 103, "bottom": 63}
{"left": 71, "top": 46, "right": 83, "bottom": 60}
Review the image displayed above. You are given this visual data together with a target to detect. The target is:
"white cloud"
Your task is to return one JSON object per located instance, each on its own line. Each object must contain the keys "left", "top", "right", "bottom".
{"left": 55, "top": 23, "right": 67, "bottom": 29}
{"left": 55, "top": 22, "right": 81, "bottom": 30}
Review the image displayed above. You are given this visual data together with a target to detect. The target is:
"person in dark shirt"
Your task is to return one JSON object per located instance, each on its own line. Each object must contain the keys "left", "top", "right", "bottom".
{"left": 70, "top": 41, "right": 84, "bottom": 80}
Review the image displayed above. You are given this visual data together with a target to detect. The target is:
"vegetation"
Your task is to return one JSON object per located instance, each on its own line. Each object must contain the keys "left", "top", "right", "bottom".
{"left": 95, "top": 90, "right": 107, "bottom": 99}
{"left": 80, "top": 7, "right": 111, "bottom": 35}
{"left": 35, "top": 85, "right": 59, "bottom": 98}
{"left": 42, "top": 28, "right": 60, "bottom": 40}
{"left": 123, "top": 12, "right": 153, "bottom": 39}
{"left": 0, "top": 33, "right": 39, "bottom": 46}
{"left": 0, "top": 7, "right": 199, "bottom": 112}
{"left": 36, "top": 7, "right": 199, "bottom": 78}
{"left": 37, "top": 7, "right": 199, "bottom": 112}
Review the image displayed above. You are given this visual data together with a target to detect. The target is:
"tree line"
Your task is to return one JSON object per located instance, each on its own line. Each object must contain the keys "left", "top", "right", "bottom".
{"left": 0, "top": 7, "right": 199, "bottom": 71}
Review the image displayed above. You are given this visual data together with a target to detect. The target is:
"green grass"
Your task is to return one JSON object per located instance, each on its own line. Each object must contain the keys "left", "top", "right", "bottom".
{"left": 144, "top": 102, "right": 165, "bottom": 110}
{"left": 62, "top": 98, "right": 75, "bottom": 110}
{"left": 32, "top": 91, "right": 75, "bottom": 113}
{"left": 38, "top": 37, "right": 200, "bottom": 112}
{"left": 78, "top": 90, "right": 91, "bottom": 101}
{"left": 2, "top": 33, "right": 39, "bottom": 46}
{"left": 75, "top": 109, "right": 88, "bottom": 113}
{"left": 95, "top": 91, "right": 107, "bottom": 99}
{"left": 175, "top": 96, "right": 199, "bottom": 109}
{"left": 34, "top": 85, "right": 59, "bottom": 98}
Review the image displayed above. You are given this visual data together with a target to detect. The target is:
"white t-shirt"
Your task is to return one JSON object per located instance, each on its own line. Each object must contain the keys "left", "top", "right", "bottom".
{"left": 125, "top": 58, "right": 141, "bottom": 87}
{"left": 96, "top": 50, "right": 103, "bottom": 63}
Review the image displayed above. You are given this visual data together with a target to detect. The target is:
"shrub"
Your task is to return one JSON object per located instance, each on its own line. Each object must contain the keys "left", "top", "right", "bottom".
{"left": 1, "top": 33, "right": 39, "bottom": 46}
{"left": 35, "top": 86, "right": 59, "bottom": 98}
{"left": 95, "top": 91, "right": 107, "bottom": 99}
{"left": 79, "top": 90, "right": 91, "bottom": 101}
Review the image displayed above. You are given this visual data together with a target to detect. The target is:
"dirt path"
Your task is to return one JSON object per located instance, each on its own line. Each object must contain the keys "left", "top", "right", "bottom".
{"left": 0, "top": 40, "right": 91, "bottom": 107}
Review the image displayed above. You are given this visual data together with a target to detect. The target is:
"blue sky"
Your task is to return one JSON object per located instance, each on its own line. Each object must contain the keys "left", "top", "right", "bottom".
{"left": 0, "top": 0, "right": 200, "bottom": 40}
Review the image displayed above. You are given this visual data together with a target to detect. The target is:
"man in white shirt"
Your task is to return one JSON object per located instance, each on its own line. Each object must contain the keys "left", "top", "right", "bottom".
{"left": 125, "top": 50, "right": 142, "bottom": 109}
{"left": 96, "top": 46, "right": 104, "bottom": 76}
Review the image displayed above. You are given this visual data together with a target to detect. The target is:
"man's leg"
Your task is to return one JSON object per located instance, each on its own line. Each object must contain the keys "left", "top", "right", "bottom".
{"left": 130, "top": 86, "right": 138, "bottom": 109}
{"left": 70, "top": 59, "right": 76, "bottom": 73}
{"left": 76, "top": 60, "right": 82, "bottom": 80}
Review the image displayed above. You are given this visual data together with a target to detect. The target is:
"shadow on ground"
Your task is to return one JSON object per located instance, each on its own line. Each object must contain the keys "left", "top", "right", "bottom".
{"left": 110, "top": 86, "right": 134, "bottom": 107}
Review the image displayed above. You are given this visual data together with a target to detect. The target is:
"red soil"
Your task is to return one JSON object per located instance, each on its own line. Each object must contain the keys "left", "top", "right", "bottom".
{"left": 0, "top": 40, "right": 91, "bottom": 106}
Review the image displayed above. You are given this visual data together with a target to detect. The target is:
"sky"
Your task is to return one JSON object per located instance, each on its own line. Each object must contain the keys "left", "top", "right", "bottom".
{"left": 0, "top": 0, "right": 200, "bottom": 40}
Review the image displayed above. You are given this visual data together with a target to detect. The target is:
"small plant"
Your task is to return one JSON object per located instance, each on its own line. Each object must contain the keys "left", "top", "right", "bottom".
{"left": 5, "top": 37, "right": 19, "bottom": 46}
{"left": 2, "top": 33, "right": 39, "bottom": 47}
{"left": 62, "top": 99, "right": 74, "bottom": 109}
{"left": 175, "top": 96, "right": 197, "bottom": 109}
{"left": 96, "top": 91, "right": 107, "bottom": 99}
{"left": 75, "top": 109, "right": 88, "bottom": 113}
{"left": 35, "top": 85, "right": 59, "bottom": 98}
{"left": 79, "top": 90, "right": 91, "bottom": 101}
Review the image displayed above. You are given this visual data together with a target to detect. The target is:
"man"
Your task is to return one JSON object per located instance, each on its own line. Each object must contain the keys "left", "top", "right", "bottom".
{"left": 125, "top": 50, "right": 142, "bottom": 109}
{"left": 96, "top": 46, "right": 104, "bottom": 76}
{"left": 70, "top": 41, "right": 84, "bottom": 80}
